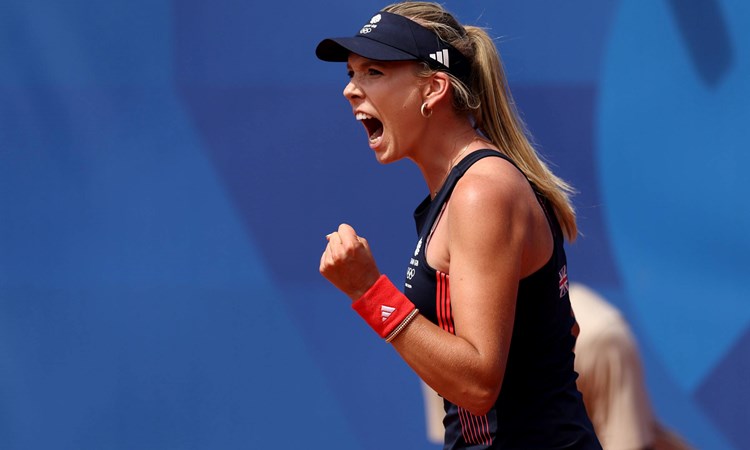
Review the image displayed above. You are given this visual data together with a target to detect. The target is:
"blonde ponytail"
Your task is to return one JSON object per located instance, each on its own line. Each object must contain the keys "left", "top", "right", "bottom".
{"left": 465, "top": 26, "right": 578, "bottom": 241}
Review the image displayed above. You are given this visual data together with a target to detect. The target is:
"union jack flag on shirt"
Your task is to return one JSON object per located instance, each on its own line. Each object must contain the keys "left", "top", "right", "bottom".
{"left": 559, "top": 265, "right": 569, "bottom": 298}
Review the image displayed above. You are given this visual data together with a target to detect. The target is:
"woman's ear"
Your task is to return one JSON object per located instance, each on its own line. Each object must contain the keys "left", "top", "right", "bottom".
{"left": 422, "top": 71, "right": 452, "bottom": 107}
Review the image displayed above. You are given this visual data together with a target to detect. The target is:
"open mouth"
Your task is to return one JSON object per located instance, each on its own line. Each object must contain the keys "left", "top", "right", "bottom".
{"left": 356, "top": 112, "right": 384, "bottom": 143}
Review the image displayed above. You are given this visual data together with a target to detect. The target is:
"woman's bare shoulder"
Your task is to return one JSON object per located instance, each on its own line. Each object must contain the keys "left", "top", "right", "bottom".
{"left": 451, "top": 154, "right": 534, "bottom": 210}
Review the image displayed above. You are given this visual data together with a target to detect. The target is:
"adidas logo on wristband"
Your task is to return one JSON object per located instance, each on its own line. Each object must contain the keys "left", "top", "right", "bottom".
{"left": 381, "top": 305, "right": 396, "bottom": 322}
{"left": 353, "top": 275, "right": 417, "bottom": 339}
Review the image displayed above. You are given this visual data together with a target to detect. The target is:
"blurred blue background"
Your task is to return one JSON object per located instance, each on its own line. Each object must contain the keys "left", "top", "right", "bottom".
{"left": 1, "top": 0, "right": 747, "bottom": 448}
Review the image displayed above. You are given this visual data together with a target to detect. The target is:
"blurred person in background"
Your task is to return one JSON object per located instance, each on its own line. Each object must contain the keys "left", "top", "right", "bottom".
{"left": 570, "top": 283, "right": 691, "bottom": 450}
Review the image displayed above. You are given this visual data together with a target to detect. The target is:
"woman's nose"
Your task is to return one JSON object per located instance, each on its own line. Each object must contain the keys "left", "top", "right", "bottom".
{"left": 343, "top": 79, "right": 363, "bottom": 101}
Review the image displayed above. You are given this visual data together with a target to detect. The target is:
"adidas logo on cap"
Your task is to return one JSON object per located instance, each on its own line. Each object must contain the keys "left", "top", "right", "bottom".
{"left": 428, "top": 49, "right": 450, "bottom": 68}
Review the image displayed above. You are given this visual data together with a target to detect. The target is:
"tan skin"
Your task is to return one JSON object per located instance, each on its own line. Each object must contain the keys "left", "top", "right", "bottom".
{"left": 319, "top": 53, "right": 553, "bottom": 416}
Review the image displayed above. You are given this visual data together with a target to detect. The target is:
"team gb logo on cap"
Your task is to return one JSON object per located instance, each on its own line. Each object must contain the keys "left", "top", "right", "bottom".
{"left": 360, "top": 14, "right": 381, "bottom": 34}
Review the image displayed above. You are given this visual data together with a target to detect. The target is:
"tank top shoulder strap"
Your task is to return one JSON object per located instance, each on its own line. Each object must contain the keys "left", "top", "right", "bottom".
{"left": 418, "top": 150, "right": 510, "bottom": 236}
{"left": 434, "top": 149, "right": 507, "bottom": 202}
{"left": 431, "top": 149, "right": 563, "bottom": 242}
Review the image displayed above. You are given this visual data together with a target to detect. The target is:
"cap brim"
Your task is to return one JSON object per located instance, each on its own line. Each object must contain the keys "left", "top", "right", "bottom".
{"left": 315, "top": 37, "right": 417, "bottom": 63}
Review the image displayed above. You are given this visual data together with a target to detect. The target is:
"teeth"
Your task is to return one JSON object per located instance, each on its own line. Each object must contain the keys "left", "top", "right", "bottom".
{"left": 356, "top": 112, "right": 373, "bottom": 121}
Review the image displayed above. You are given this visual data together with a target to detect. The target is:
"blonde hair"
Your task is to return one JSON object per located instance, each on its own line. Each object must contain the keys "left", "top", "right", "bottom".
{"left": 382, "top": 2, "right": 578, "bottom": 241}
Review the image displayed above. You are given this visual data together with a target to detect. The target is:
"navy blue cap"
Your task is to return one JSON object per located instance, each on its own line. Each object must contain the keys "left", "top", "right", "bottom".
{"left": 316, "top": 11, "right": 471, "bottom": 84}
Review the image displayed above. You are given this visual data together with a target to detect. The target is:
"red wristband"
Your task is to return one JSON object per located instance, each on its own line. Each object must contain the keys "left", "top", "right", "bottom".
{"left": 352, "top": 275, "right": 416, "bottom": 339}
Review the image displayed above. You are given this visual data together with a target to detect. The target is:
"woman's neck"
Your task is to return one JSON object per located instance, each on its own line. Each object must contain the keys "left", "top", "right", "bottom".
{"left": 412, "top": 124, "right": 491, "bottom": 198}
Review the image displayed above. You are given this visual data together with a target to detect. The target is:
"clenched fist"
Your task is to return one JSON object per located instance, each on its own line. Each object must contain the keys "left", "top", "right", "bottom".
{"left": 320, "top": 223, "right": 381, "bottom": 300}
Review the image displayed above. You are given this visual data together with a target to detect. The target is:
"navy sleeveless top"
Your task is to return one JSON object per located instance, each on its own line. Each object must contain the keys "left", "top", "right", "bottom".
{"left": 403, "top": 150, "right": 600, "bottom": 449}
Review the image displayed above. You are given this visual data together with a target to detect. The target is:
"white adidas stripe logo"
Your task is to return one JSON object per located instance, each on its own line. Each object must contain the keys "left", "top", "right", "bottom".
{"left": 428, "top": 49, "right": 450, "bottom": 68}
{"left": 381, "top": 305, "right": 396, "bottom": 322}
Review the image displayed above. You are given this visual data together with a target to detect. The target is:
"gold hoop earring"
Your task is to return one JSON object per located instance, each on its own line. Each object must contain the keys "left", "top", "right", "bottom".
{"left": 420, "top": 102, "right": 433, "bottom": 118}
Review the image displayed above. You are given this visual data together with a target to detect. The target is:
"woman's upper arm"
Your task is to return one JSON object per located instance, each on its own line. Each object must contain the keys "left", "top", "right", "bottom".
{"left": 445, "top": 168, "right": 533, "bottom": 389}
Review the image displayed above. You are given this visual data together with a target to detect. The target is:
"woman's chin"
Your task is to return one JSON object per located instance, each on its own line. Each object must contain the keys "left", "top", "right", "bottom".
{"left": 368, "top": 136, "right": 401, "bottom": 164}
{"left": 367, "top": 134, "right": 383, "bottom": 151}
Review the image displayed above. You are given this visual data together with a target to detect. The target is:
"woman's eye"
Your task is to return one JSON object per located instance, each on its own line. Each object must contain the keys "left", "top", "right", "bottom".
{"left": 346, "top": 68, "right": 382, "bottom": 80}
